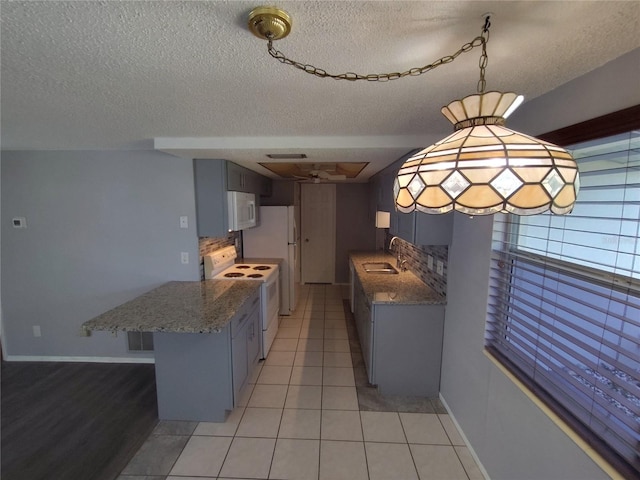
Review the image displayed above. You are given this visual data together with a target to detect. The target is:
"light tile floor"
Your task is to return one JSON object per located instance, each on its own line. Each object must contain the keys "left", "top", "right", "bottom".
{"left": 118, "top": 284, "right": 484, "bottom": 480}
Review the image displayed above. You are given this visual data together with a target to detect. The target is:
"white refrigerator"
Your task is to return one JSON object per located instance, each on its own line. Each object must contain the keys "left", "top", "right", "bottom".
{"left": 243, "top": 206, "right": 299, "bottom": 315}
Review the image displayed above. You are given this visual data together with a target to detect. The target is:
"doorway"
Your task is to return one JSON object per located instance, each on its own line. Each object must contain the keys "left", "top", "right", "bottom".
{"left": 301, "top": 183, "right": 336, "bottom": 284}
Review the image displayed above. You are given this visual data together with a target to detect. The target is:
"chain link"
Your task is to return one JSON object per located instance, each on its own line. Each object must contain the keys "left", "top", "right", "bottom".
{"left": 477, "top": 16, "right": 491, "bottom": 93}
{"left": 265, "top": 20, "right": 490, "bottom": 83}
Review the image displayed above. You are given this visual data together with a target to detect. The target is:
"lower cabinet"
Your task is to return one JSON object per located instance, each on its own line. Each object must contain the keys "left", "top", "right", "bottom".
{"left": 153, "top": 289, "right": 261, "bottom": 422}
{"left": 231, "top": 297, "right": 261, "bottom": 402}
{"left": 353, "top": 275, "right": 444, "bottom": 397}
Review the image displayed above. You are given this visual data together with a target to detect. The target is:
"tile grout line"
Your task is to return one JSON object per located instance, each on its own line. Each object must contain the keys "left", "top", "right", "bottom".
{"left": 397, "top": 410, "right": 422, "bottom": 480}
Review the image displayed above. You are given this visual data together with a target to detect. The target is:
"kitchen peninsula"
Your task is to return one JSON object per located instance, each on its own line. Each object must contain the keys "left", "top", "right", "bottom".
{"left": 83, "top": 280, "right": 262, "bottom": 422}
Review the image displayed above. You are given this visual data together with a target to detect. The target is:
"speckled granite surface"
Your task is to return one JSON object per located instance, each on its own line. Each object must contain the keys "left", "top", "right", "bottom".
{"left": 350, "top": 251, "right": 446, "bottom": 305}
{"left": 83, "top": 280, "right": 261, "bottom": 334}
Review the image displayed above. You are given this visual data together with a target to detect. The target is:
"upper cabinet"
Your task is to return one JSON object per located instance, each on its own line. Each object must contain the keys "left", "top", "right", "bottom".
{"left": 226, "top": 162, "right": 269, "bottom": 194}
{"left": 194, "top": 159, "right": 228, "bottom": 237}
{"left": 194, "top": 159, "right": 272, "bottom": 237}
{"left": 372, "top": 153, "right": 453, "bottom": 246}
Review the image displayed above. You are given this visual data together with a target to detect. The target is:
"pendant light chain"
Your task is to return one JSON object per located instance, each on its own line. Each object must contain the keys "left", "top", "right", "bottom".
{"left": 477, "top": 16, "right": 491, "bottom": 93}
{"left": 265, "top": 21, "right": 490, "bottom": 82}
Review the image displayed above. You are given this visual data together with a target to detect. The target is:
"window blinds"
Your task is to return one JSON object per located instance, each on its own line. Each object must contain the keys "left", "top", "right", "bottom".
{"left": 486, "top": 131, "right": 640, "bottom": 477}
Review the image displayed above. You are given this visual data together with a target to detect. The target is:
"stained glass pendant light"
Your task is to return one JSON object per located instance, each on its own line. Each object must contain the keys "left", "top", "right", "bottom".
{"left": 247, "top": 9, "right": 580, "bottom": 215}
{"left": 394, "top": 19, "right": 580, "bottom": 215}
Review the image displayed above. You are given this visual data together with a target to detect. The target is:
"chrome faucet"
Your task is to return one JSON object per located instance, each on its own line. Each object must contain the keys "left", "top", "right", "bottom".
{"left": 389, "top": 236, "right": 403, "bottom": 268}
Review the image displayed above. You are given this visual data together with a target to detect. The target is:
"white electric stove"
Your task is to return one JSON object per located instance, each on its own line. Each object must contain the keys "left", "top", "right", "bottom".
{"left": 204, "top": 246, "right": 280, "bottom": 358}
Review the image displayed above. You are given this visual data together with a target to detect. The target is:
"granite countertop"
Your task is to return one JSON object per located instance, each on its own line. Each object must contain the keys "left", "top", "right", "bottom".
{"left": 350, "top": 251, "right": 446, "bottom": 305}
{"left": 83, "top": 280, "right": 261, "bottom": 334}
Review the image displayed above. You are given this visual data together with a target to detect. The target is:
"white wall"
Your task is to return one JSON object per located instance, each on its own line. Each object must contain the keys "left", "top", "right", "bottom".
{"left": 1, "top": 150, "right": 199, "bottom": 360}
{"left": 440, "top": 48, "right": 639, "bottom": 479}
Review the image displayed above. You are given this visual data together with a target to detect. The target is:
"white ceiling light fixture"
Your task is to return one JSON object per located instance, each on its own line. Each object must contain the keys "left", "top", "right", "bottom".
{"left": 248, "top": 8, "right": 580, "bottom": 216}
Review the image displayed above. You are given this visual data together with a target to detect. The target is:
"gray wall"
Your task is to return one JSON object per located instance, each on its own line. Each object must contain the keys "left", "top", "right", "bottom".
{"left": 1, "top": 150, "right": 199, "bottom": 359}
{"left": 335, "top": 183, "right": 375, "bottom": 283}
{"left": 440, "top": 48, "right": 640, "bottom": 479}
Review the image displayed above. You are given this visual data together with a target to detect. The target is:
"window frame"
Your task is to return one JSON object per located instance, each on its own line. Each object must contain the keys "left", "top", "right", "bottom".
{"left": 485, "top": 105, "right": 640, "bottom": 479}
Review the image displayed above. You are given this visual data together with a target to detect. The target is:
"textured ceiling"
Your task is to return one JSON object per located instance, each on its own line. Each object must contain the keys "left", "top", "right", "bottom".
{"left": 2, "top": 1, "right": 639, "bottom": 181}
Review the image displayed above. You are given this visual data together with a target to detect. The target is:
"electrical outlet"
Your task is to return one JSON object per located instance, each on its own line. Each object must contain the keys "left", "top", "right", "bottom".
{"left": 181, "top": 252, "right": 189, "bottom": 264}
{"left": 179, "top": 216, "right": 188, "bottom": 229}
{"left": 33, "top": 325, "right": 41, "bottom": 337}
{"left": 427, "top": 255, "right": 434, "bottom": 271}
{"left": 436, "top": 260, "right": 444, "bottom": 276}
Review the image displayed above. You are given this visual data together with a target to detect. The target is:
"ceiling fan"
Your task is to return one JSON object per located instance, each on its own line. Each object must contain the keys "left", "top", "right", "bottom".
{"left": 294, "top": 165, "right": 347, "bottom": 183}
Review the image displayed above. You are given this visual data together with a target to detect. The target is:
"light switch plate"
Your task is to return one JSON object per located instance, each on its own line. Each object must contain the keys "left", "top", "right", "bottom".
{"left": 179, "top": 216, "right": 188, "bottom": 229}
{"left": 437, "top": 260, "right": 444, "bottom": 276}
{"left": 427, "top": 255, "right": 434, "bottom": 271}
{"left": 181, "top": 252, "right": 189, "bottom": 264}
{"left": 12, "top": 217, "right": 27, "bottom": 228}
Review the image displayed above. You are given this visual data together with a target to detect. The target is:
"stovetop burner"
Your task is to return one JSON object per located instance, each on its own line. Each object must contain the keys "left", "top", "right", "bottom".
{"left": 207, "top": 246, "right": 279, "bottom": 282}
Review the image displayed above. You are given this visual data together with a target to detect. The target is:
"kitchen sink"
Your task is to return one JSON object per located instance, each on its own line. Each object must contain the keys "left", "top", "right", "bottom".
{"left": 362, "top": 262, "right": 398, "bottom": 274}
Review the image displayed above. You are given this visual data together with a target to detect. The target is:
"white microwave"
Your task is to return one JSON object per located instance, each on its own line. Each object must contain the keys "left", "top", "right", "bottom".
{"left": 227, "top": 191, "right": 257, "bottom": 231}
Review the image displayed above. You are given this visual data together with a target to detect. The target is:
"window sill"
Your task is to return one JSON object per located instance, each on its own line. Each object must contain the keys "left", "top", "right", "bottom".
{"left": 483, "top": 348, "right": 624, "bottom": 480}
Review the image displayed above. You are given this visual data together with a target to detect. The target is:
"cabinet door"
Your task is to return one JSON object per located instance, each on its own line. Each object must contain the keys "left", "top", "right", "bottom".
{"left": 390, "top": 210, "right": 415, "bottom": 243}
{"left": 246, "top": 307, "right": 261, "bottom": 371}
{"left": 353, "top": 280, "right": 373, "bottom": 383}
{"left": 227, "top": 162, "right": 247, "bottom": 192}
{"left": 396, "top": 211, "right": 415, "bottom": 242}
{"left": 379, "top": 171, "right": 394, "bottom": 212}
{"left": 372, "top": 304, "right": 444, "bottom": 397}
{"left": 414, "top": 212, "right": 453, "bottom": 245}
{"left": 232, "top": 325, "right": 249, "bottom": 402}
{"left": 193, "top": 159, "right": 228, "bottom": 237}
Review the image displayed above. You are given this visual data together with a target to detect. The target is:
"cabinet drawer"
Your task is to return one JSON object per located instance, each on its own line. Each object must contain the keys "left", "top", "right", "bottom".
{"left": 231, "top": 290, "right": 260, "bottom": 338}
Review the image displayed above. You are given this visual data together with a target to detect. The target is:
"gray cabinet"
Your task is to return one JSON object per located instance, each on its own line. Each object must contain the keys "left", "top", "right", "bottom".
{"left": 153, "top": 289, "right": 261, "bottom": 422}
{"left": 392, "top": 210, "right": 415, "bottom": 243}
{"left": 231, "top": 292, "right": 261, "bottom": 401}
{"left": 194, "top": 159, "right": 273, "bottom": 236}
{"left": 227, "top": 162, "right": 256, "bottom": 193}
{"left": 353, "top": 275, "right": 373, "bottom": 378}
{"left": 194, "top": 159, "right": 228, "bottom": 237}
{"left": 351, "top": 264, "right": 444, "bottom": 397}
{"left": 372, "top": 154, "right": 454, "bottom": 246}
{"left": 391, "top": 209, "right": 454, "bottom": 246}
{"left": 227, "top": 161, "right": 272, "bottom": 196}
{"left": 414, "top": 212, "right": 453, "bottom": 245}
{"left": 371, "top": 302, "right": 444, "bottom": 397}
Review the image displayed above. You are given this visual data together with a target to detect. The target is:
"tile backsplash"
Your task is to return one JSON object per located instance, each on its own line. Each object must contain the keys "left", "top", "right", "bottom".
{"left": 386, "top": 233, "right": 448, "bottom": 297}
{"left": 198, "top": 232, "right": 241, "bottom": 279}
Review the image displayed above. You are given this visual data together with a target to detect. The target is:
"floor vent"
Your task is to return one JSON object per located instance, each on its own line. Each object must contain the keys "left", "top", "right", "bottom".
{"left": 127, "top": 332, "right": 154, "bottom": 352}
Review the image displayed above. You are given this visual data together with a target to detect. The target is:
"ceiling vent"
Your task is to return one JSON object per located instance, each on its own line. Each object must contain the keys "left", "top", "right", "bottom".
{"left": 266, "top": 153, "right": 307, "bottom": 159}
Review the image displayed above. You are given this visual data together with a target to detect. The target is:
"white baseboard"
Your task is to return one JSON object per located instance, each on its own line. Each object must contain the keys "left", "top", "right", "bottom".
{"left": 439, "top": 393, "right": 491, "bottom": 480}
{"left": 3, "top": 355, "right": 155, "bottom": 364}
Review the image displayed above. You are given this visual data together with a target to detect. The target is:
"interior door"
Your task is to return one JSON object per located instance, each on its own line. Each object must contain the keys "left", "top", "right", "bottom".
{"left": 301, "top": 183, "right": 336, "bottom": 283}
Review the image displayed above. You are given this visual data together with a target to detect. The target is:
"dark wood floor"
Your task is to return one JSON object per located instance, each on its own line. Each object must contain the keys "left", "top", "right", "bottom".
{"left": 1, "top": 360, "right": 158, "bottom": 480}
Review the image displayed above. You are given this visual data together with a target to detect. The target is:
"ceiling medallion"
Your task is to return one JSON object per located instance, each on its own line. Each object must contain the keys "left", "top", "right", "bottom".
{"left": 249, "top": 7, "right": 580, "bottom": 215}
{"left": 248, "top": 7, "right": 291, "bottom": 41}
